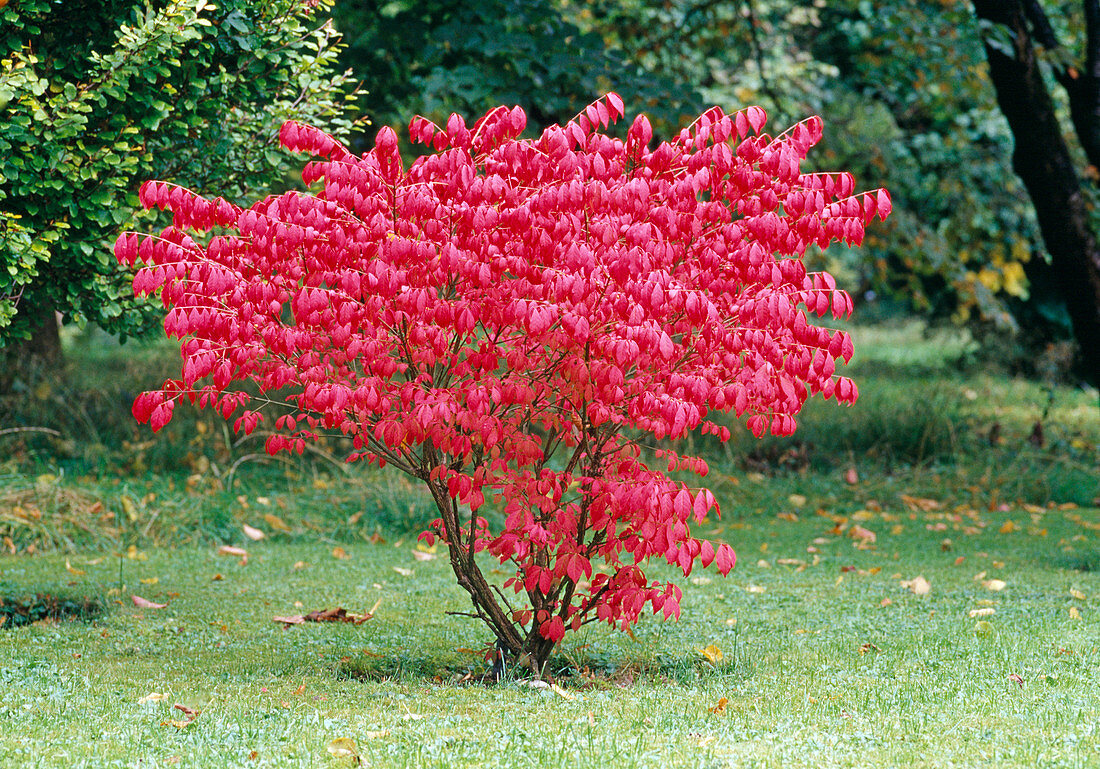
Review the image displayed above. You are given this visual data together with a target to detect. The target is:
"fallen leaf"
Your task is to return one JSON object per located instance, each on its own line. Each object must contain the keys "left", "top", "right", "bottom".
{"left": 211, "top": 573, "right": 224, "bottom": 581}
{"left": 326, "top": 738, "right": 359, "bottom": 760}
{"left": 880, "top": 598, "right": 893, "bottom": 607}
{"left": 139, "top": 692, "right": 168, "bottom": 704}
{"left": 968, "top": 607, "right": 996, "bottom": 618}
{"left": 132, "top": 595, "right": 167, "bottom": 609}
{"left": 140, "top": 577, "right": 159, "bottom": 585}
{"left": 691, "top": 576, "right": 712, "bottom": 585}
{"left": 698, "top": 644, "right": 723, "bottom": 665}
{"left": 844, "top": 467, "right": 859, "bottom": 485}
{"left": 776, "top": 511, "right": 799, "bottom": 522}
{"left": 332, "top": 547, "right": 351, "bottom": 560}
{"left": 974, "top": 620, "right": 994, "bottom": 635}
{"left": 411, "top": 550, "right": 435, "bottom": 562}
{"left": 1008, "top": 673, "right": 1025, "bottom": 687}
{"left": 902, "top": 576, "right": 931, "bottom": 596}
{"left": 162, "top": 720, "right": 194, "bottom": 730}
{"left": 746, "top": 584, "right": 766, "bottom": 593}
{"left": 787, "top": 494, "right": 807, "bottom": 508}
{"left": 999, "top": 520, "right": 1018, "bottom": 534}
{"left": 393, "top": 566, "right": 413, "bottom": 576}
{"left": 1069, "top": 607, "right": 1081, "bottom": 620}
{"left": 858, "top": 642, "right": 881, "bottom": 655}
{"left": 849, "top": 525, "right": 876, "bottom": 543}
{"left": 274, "top": 607, "right": 373, "bottom": 627}
{"left": 982, "top": 579, "right": 1007, "bottom": 592}
{"left": 399, "top": 713, "right": 424, "bottom": 721}
{"left": 364, "top": 730, "right": 390, "bottom": 739}
{"left": 899, "top": 494, "right": 941, "bottom": 512}
{"left": 243, "top": 524, "right": 265, "bottom": 541}
{"left": 173, "top": 704, "right": 200, "bottom": 718}
{"left": 708, "top": 697, "right": 729, "bottom": 714}
{"left": 1070, "top": 588, "right": 1086, "bottom": 601}
{"left": 217, "top": 545, "right": 247, "bottom": 558}
{"left": 263, "top": 513, "right": 292, "bottom": 533}
{"left": 65, "top": 560, "right": 85, "bottom": 576}
{"left": 549, "top": 683, "right": 575, "bottom": 700}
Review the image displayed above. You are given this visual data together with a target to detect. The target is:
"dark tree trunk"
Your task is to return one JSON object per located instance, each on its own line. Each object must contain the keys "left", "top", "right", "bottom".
{"left": 972, "top": 0, "right": 1100, "bottom": 386}
{"left": 0, "top": 300, "right": 62, "bottom": 392}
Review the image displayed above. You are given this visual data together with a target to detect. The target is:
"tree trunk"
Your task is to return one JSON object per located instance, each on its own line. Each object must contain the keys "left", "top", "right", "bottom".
{"left": 973, "top": 0, "right": 1100, "bottom": 386}
{"left": 0, "top": 299, "right": 62, "bottom": 392}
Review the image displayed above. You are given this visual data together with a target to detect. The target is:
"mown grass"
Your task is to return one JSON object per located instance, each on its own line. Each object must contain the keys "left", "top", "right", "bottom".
{"left": 1, "top": 503, "right": 1097, "bottom": 768}
{"left": 0, "top": 318, "right": 1097, "bottom": 767}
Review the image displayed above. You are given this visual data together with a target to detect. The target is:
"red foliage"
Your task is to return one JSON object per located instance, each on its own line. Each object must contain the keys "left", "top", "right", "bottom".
{"left": 117, "top": 94, "right": 888, "bottom": 667}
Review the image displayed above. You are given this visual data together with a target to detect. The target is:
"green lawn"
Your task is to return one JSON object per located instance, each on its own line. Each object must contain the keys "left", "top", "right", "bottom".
{"left": 0, "top": 319, "right": 1097, "bottom": 767}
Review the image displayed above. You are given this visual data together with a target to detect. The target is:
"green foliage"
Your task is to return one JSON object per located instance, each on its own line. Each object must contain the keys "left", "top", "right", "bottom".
{"left": 807, "top": 1, "right": 1070, "bottom": 339}
{"left": 0, "top": 0, "right": 362, "bottom": 344}
{"left": 332, "top": 0, "right": 687, "bottom": 145}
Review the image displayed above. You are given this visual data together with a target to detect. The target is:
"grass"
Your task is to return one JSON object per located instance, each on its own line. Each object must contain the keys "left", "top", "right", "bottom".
{"left": 1, "top": 506, "right": 1097, "bottom": 768}
{"left": 0, "top": 317, "right": 1097, "bottom": 767}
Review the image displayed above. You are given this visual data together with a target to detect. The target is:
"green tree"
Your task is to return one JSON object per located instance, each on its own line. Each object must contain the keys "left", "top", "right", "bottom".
{"left": 331, "top": 0, "right": 688, "bottom": 148}
{"left": 0, "top": 0, "right": 362, "bottom": 366}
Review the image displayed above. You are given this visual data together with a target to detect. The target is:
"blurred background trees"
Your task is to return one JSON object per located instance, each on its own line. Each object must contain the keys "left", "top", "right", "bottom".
{"left": 3, "top": 0, "right": 1098, "bottom": 387}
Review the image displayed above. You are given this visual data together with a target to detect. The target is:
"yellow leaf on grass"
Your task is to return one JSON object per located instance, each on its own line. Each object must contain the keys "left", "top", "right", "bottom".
{"left": 65, "top": 560, "right": 85, "bottom": 576}
{"left": 698, "top": 644, "right": 723, "bottom": 665}
{"left": 787, "top": 494, "right": 807, "bottom": 508}
{"left": 411, "top": 550, "right": 435, "bottom": 562}
{"left": 903, "top": 576, "right": 931, "bottom": 595}
{"left": 326, "top": 738, "right": 359, "bottom": 759}
{"left": 393, "top": 566, "right": 413, "bottom": 576}
{"left": 982, "top": 579, "right": 1007, "bottom": 592}
{"left": 999, "top": 520, "right": 1018, "bottom": 534}
{"left": 264, "top": 513, "right": 292, "bottom": 533}
{"left": 1069, "top": 607, "right": 1081, "bottom": 620}
{"left": 242, "top": 524, "right": 265, "bottom": 541}
{"left": 708, "top": 697, "right": 729, "bottom": 714}
{"left": 139, "top": 577, "right": 158, "bottom": 586}
{"left": 138, "top": 692, "right": 168, "bottom": 704}
{"left": 1070, "top": 588, "right": 1086, "bottom": 601}
{"left": 331, "top": 547, "right": 350, "bottom": 560}
{"left": 968, "top": 607, "right": 996, "bottom": 618}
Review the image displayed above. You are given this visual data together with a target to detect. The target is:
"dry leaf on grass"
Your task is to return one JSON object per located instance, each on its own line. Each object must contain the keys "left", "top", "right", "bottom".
{"left": 698, "top": 644, "right": 723, "bottom": 665}
{"left": 273, "top": 607, "right": 374, "bottom": 627}
{"left": 326, "top": 738, "right": 359, "bottom": 760}
{"left": 708, "top": 697, "right": 729, "bottom": 714}
{"left": 982, "top": 579, "right": 1007, "bottom": 592}
{"left": 968, "top": 607, "right": 996, "bottom": 618}
{"left": 242, "top": 524, "right": 265, "bottom": 541}
{"left": 138, "top": 692, "right": 168, "bottom": 704}
{"left": 331, "top": 547, "right": 350, "bottom": 560}
{"left": 411, "top": 550, "right": 435, "bottom": 562}
{"left": 132, "top": 595, "right": 167, "bottom": 609}
{"left": 65, "top": 560, "right": 85, "bottom": 576}
{"left": 1070, "top": 588, "right": 1086, "bottom": 601}
{"left": 902, "top": 576, "right": 931, "bottom": 595}
{"left": 393, "top": 566, "right": 413, "bottom": 576}
{"left": 264, "top": 513, "right": 292, "bottom": 533}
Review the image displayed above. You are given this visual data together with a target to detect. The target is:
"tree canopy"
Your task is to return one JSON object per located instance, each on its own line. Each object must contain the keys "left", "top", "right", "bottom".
{"left": 0, "top": 0, "right": 361, "bottom": 355}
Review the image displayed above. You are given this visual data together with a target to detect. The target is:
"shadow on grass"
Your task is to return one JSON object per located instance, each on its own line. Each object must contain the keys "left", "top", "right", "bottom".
{"left": 334, "top": 645, "right": 751, "bottom": 688}
{"left": 0, "top": 589, "right": 104, "bottom": 629}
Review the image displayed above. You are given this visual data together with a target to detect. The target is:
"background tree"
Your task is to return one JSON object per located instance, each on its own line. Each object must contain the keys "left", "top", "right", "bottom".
{"left": 969, "top": 0, "right": 1100, "bottom": 386}
{"left": 332, "top": 0, "right": 690, "bottom": 148}
{"left": 0, "top": 0, "right": 362, "bottom": 370}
